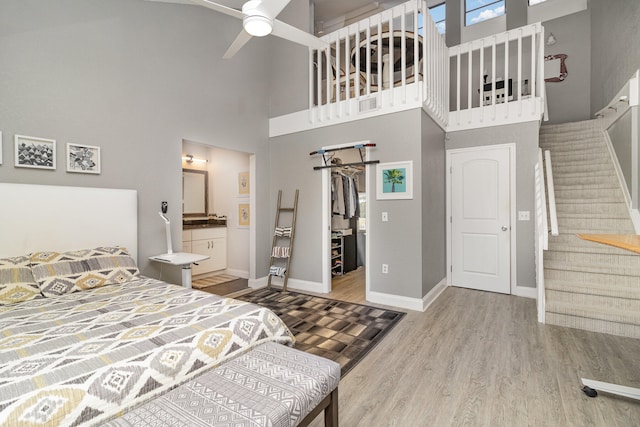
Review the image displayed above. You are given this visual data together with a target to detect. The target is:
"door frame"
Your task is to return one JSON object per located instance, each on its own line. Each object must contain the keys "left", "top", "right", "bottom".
{"left": 321, "top": 140, "right": 371, "bottom": 295}
{"left": 445, "top": 143, "right": 517, "bottom": 294}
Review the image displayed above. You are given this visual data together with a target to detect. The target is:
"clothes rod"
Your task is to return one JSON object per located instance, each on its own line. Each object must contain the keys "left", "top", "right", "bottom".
{"left": 313, "top": 160, "right": 380, "bottom": 170}
{"left": 309, "top": 143, "right": 376, "bottom": 156}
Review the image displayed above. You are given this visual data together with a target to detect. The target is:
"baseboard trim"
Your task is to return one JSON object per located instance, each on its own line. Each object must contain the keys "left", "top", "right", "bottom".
{"left": 248, "top": 276, "right": 268, "bottom": 289}
{"left": 514, "top": 285, "right": 537, "bottom": 299}
{"left": 422, "top": 278, "right": 448, "bottom": 311}
{"left": 226, "top": 268, "right": 249, "bottom": 279}
{"left": 248, "top": 276, "right": 324, "bottom": 294}
{"left": 368, "top": 278, "right": 447, "bottom": 312}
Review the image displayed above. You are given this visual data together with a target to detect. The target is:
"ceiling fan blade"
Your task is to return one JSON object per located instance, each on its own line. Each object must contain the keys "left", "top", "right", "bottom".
{"left": 188, "top": 0, "right": 244, "bottom": 20}
{"left": 271, "top": 20, "right": 329, "bottom": 50}
{"left": 258, "top": 0, "right": 292, "bottom": 19}
{"left": 223, "top": 29, "right": 253, "bottom": 59}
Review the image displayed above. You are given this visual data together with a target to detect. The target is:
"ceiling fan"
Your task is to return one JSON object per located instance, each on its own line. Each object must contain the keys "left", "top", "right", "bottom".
{"left": 189, "top": 0, "right": 329, "bottom": 59}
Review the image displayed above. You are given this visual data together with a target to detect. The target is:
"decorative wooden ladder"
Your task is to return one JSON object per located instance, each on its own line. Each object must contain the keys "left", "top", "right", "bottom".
{"left": 267, "top": 190, "right": 298, "bottom": 291}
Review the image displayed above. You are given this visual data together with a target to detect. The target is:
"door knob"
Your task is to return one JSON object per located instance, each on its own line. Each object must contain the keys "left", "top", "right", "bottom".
{"left": 501, "top": 226, "right": 508, "bottom": 231}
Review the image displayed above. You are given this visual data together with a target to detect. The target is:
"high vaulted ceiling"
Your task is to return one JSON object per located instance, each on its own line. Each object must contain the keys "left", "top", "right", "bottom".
{"left": 146, "top": 0, "right": 441, "bottom": 36}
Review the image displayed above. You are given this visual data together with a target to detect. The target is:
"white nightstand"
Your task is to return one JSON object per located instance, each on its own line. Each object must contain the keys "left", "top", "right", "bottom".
{"left": 149, "top": 252, "right": 209, "bottom": 289}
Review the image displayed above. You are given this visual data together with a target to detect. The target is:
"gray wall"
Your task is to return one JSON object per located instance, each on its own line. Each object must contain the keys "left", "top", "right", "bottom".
{"left": 590, "top": 0, "right": 640, "bottom": 114}
{"left": 542, "top": 9, "right": 591, "bottom": 125}
{"left": 270, "top": 109, "right": 445, "bottom": 300}
{"left": 421, "top": 111, "right": 446, "bottom": 296}
{"left": 0, "top": 0, "right": 272, "bottom": 283}
{"left": 446, "top": 121, "right": 540, "bottom": 289}
{"left": 268, "top": 0, "right": 312, "bottom": 117}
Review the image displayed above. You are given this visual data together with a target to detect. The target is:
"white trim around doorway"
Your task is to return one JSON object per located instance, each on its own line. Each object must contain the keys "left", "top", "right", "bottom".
{"left": 446, "top": 143, "right": 518, "bottom": 294}
{"left": 321, "top": 140, "right": 372, "bottom": 297}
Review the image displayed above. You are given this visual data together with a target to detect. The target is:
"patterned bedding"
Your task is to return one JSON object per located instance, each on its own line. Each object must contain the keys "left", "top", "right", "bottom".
{"left": 0, "top": 277, "right": 294, "bottom": 426}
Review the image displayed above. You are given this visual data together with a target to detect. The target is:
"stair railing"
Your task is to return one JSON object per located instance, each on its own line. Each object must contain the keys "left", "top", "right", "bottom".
{"left": 535, "top": 148, "right": 548, "bottom": 323}
{"left": 544, "top": 150, "right": 559, "bottom": 236}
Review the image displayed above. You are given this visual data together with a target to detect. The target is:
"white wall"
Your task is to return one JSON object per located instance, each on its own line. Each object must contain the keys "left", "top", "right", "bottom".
{"left": 210, "top": 147, "right": 251, "bottom": 277}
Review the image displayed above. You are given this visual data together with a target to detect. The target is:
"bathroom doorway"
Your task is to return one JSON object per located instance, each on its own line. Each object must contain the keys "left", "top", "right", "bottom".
{"left": 182, "top": 139, "right": 254, "bottom": 296}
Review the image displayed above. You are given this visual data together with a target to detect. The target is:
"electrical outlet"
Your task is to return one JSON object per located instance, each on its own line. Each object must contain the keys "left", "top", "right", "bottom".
{"left": 382, "top": 264, "right": 388, "bottom": 274}
{"left": 382, "top": 212, "right": 388, "bottom": 222}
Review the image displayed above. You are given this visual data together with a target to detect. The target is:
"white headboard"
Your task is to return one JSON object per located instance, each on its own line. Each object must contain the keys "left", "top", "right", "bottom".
{"left": 0, "top": 183, "right": 138, "bottom": 262}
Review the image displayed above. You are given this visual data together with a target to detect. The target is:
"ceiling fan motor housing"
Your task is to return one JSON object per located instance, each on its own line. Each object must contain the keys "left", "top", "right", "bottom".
{"left": 242, "top": 0, "right": 273, "bottom": 36}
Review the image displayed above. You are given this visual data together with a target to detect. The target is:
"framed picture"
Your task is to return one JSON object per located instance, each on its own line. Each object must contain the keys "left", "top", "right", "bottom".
{"left": 237, "top": 202, "right": 250, "bottom": 228}
{"left": 238, "top": 171, "right": 250, "bottom": 196}
{"left": 376, "top": 161, "right": 413, "bottom": 200}
{"left": 14, "top": 135, "right": 56, "bottom": 170}
{"left": 67, "top": 143, "right": 101, "bottom": 174}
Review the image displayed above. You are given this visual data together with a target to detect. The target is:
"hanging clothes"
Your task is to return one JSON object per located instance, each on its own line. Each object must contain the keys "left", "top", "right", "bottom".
{"left": 332, "top": 172, "right": 360, "bottom": 220}
{"left": 332, "top": 174, "right": 345, "bottom": 216}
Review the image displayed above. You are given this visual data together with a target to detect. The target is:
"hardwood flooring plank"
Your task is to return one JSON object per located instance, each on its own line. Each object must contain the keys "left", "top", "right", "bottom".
{"left": 304, "top": 277, "right": 640, "bottom": 427}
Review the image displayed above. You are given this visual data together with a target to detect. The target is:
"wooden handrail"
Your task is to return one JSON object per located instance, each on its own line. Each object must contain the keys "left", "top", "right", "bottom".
{"left": 544, "top": 150, "right": 559, "bottom": 236}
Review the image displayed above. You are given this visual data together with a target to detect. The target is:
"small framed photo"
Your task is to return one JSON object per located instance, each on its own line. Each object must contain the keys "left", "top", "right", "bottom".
{"left": 237, "top": 202, "right": 250, "bottom": 228}
{"left": 15, "top": 135, "right": 56, "bottom": 170}
{"left": 67, "top": 143, "right": 100, "bottom": 174}
{"left": 238, "top": 171, "right": 250, "bottom": 196}
{"left": 376, "top": 161, "right": 413, "bottom": 200}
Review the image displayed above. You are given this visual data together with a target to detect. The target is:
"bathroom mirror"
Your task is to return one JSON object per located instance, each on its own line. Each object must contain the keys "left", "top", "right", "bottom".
{"left": 182, "top": 169, "right": 208, "bottom": 217}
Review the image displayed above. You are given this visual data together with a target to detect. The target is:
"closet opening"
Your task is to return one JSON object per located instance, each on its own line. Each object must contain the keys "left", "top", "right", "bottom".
{"left": 321, "top": 142, "right": 371, "bottom": 300}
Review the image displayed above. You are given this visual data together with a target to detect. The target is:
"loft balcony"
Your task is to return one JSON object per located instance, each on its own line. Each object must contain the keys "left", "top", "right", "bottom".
{"left": 269, "top": 0, "right": 546, "bottom": 137}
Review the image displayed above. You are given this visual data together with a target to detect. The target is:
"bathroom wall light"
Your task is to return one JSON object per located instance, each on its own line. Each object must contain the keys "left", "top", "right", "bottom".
{"left": 182, "top": 154, "right": 208, "bottom": 164}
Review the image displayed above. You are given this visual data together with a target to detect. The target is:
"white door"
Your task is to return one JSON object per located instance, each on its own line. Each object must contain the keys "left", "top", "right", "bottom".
{"left": 450, "top": 146, "right": 511, "bottom": 294}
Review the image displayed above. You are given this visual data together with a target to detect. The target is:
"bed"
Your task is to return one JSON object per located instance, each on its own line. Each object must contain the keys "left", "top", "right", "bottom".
{"left": 0, "top": 183, "right": 302, "bottom": 426}
{"left": 0, "top": 276, "right": 293, "bottom": 426}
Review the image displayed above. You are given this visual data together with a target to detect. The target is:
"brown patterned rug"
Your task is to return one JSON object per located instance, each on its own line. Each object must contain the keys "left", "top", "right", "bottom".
{"left": 235, "top": 288, "right": 405, "bottom": 377}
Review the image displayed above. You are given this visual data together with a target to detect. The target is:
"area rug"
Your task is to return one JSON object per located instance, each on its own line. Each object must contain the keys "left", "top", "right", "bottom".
{"left": 192, "top": 274, "right": 239, "bottom": 289}
{"left": 235, "top": 288, "right": 405, "bottom": 377}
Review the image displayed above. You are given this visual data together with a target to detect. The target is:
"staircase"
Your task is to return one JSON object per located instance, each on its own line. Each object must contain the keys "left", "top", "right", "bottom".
{"left": 540, "top": 119, "right": 640, "bottom": 339}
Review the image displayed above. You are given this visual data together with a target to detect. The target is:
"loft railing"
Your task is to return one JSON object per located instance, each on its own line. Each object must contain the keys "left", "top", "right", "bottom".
{"left": 448, "top": 23, "right": 546, "bottom": 131}
{"left": 308, "top": 0, "right": 448, "bottom": 127}
{"left": 273, "top": 6, "right": 546, "bottom": 137}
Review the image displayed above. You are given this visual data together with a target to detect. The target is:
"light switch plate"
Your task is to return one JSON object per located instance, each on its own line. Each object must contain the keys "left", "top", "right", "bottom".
{"left": 518, "top": 211, "right": 530, "bottom": 221}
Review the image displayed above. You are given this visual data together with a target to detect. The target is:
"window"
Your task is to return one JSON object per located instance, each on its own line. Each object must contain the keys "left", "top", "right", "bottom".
{"left": 528, "top": 0, "right": 548, "bottom": 5}
{"left": 429, "top": 2, "right": 446, "bottom": 34}
{"left": 465, "top": 0, "right": 505, "bottom": 26}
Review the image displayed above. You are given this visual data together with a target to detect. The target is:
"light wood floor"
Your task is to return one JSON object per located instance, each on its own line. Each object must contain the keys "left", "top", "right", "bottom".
{"left": 307, "top": 268, "right": 640, "bottom": 426}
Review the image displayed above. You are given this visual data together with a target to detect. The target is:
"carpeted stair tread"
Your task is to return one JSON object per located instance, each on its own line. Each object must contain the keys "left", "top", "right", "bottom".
{"left": 557, "top": 219, "right": 635, "bottom": 232}
{"left": 544, "top": 258, "right": 640, "bottom": 276}
{"left": 544, "top": 250, "right": 640, "bottom": 268}
{"left": 545, "top": 313, "right": 640, "bottom": 339}
{"left": 550, "top": 170, "right": 617, "bottom": 179}
{"left": 546, "top": 300, "right": 640, "bottom": 327}
{"left": 545, "top": 241, "right": 634, "bottom": 255}
{"left": 556, "top": 210, "right": 630, "bottom": 219}
{"left": 545, "top": 278, "right": 640, "bottom": 299}
{"left": 545, "top": 268, "right": 640, "bottom": 287}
